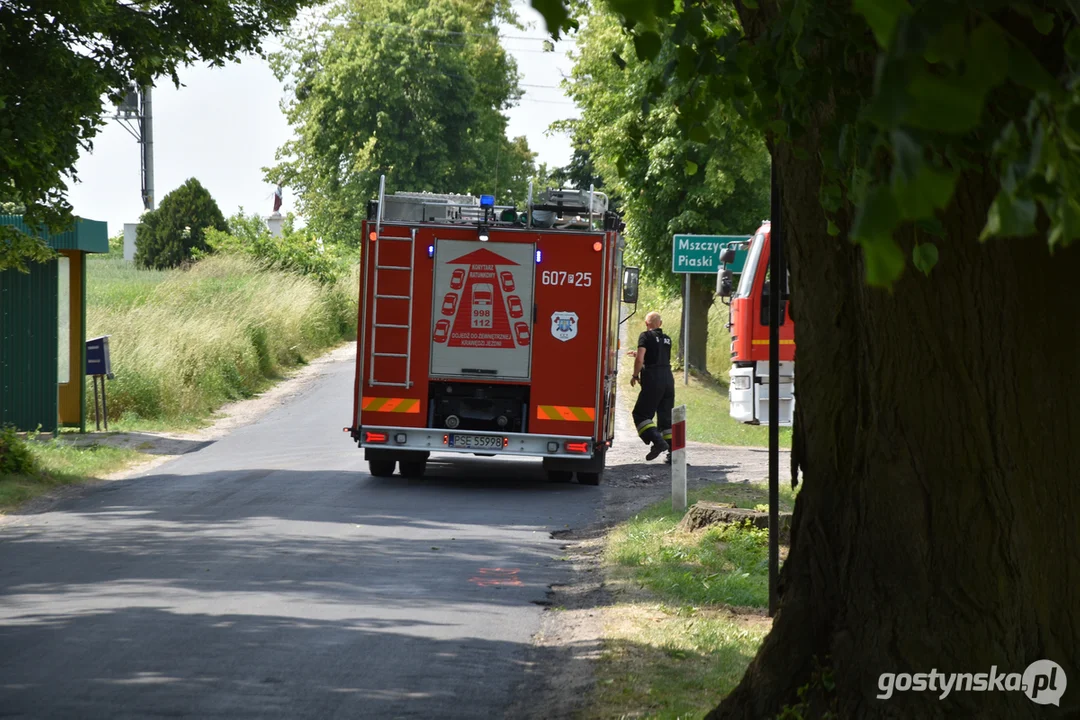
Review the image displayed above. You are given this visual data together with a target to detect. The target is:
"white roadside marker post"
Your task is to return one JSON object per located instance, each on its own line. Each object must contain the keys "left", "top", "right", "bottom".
{"left": 671, "top": 405, "right": 687, "bottom": 511}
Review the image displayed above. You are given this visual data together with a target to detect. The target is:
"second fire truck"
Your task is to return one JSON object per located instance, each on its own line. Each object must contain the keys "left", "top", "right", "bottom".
{"left": 717, "top": 221, "right": 795, "bottom": 426}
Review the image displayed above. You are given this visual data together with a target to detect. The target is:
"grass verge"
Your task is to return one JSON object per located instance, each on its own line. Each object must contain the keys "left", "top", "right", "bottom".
{"left": 589, "top": 482, "right": 797, "bottom": 719}
{"left": 86, "top": 255, "right": 357, "bottom": 427}
{"left": 1, "top": 438, "right": 145, "bottom": 512}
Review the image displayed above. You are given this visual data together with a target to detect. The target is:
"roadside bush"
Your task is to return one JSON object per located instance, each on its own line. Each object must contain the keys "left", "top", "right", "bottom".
{"left": 203, "top": 210, "right": 350, "bottom": 284}
{"left": 135, "top": 178, "right": 227, "bottom": 269}
{"left": 0, "top": 425, "right": 39, "bottom": 476}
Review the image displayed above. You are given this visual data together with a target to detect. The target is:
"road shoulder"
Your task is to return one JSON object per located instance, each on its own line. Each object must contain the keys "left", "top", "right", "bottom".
{"left": 1, "top": 342, "right": 357, "bottom": 522}
{"left": 506, "top": 379, "right": 791, "bottom": 718}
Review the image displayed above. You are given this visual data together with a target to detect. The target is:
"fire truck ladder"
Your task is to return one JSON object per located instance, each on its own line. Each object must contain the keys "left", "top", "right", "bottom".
{"left": 369, "top": 227, "right": 416, "bottom": 388}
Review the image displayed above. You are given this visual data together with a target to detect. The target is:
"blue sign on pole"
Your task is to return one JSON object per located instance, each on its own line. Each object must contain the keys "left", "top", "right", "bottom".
{"left": 672, "top": 234, "right": 751, "bottom": 274}
{"left": 86, "top": 335, "right": 112, "bottom": 377}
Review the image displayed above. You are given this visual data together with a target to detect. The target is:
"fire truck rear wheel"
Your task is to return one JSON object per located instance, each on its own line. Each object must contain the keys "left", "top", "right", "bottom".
{"left": 399, "top": 460, "right": 427, "bottom": 478}
{"left": 368, "top": 457, "right": 397, "bottom": 478}
{"left": 577, "top": 471, "right": 603, "bottom": 486}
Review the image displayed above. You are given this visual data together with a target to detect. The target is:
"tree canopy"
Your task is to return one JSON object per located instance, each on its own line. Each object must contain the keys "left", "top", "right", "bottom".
{"left": 135, "top": 178, "right": 227, "bottom": 270}
{"left": 266, "top": 0, "right": 544, "bottom": 246}
{"left": 559, "top": 6, "right": 770, "bottom": 372}
{"left": 536, "top": 0, "right": 1080, "bottom": 287}
{"left": 560, "top": 7, "right": 770, "bottom": 295}
{"left": 0, "top": 0, "right": 317, "bottom": 271}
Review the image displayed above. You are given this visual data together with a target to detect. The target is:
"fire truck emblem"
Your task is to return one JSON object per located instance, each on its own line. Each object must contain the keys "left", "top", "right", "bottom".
{"left": 550, "top": 311, "right": 578, "bottom": 342}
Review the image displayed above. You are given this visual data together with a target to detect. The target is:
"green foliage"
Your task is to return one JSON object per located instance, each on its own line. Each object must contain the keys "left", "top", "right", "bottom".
{"left": 0, "top": 0, "right": 316, "bottom": 268}
{"left": 607, "top": 482, "right": 797, "bottom": 604}
{"left": 86, "top": 255, "right": 356, "bottom": 425}
{"left": 560, "top": 7, "right": 770, "bottom": 296}
{"left": 267, "top": 0, "right": 543, "bottom": 245}
{"left": 0, "top": 225, "right": 57, "bottom": 273}
{"left": 0, "top": 425, "right": 39, "bottom": 476}
{"left": 203, "top": 210, "right": 352, "bottom": 284}
{"left": 135, "top": 178, "right": 227, "bottom": 269}
{"left": 106, "top": 232, "right": 124, "bottom": 257}
{"left": 531, "top": 0, "right": 1080, "bottom": 287}
{"left": 776, "top": 656, "right": 839, "bottom": 720}
{"left": 591, "top": 605, "right": 767, "bottom": 719}
{"left": 1, "top": 439, "right": 143, "bottom": 510}
{"left": 549, "top": 146, "right": 609, "bottom": 200}
{"left": 610, "top": 517, "right": 771, "bottom": 608}
{"left": 0, "top": 190, "right": 54, "bottom": 272}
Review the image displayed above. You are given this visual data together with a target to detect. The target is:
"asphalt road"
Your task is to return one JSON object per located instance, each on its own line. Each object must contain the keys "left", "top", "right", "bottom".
{"left": 0, "top": 359, "right": 602, "bottom": 719}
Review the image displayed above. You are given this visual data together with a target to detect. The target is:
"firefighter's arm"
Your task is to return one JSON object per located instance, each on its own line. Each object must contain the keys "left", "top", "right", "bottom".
{"left": 631, "top": 347, "right": 646, "bottom": 387}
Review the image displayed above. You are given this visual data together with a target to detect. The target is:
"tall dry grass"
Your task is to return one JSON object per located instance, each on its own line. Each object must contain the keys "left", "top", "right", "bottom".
{"left": 87, "top": 255, "right": 357, "bottom": 423}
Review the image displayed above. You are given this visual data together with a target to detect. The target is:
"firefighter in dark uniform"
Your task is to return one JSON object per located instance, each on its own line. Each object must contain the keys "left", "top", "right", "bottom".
{"left": 629, "top": 311, "right": 675, "bottom": 461}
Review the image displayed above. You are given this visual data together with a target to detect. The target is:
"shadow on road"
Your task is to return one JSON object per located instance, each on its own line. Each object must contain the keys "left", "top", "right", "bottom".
{"left": 0, "top": 605, "right": 594, "bottom": 719}
{"left": 0, "top": 458, "right": 609, "bottom": 717}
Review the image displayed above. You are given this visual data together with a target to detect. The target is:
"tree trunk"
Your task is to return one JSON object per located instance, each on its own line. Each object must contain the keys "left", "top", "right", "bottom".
{"left": 706, "top": 133, "right": 1080, "bottom": 718}
{"left": 677, "top": 276, "right": 715, "bottom": 375}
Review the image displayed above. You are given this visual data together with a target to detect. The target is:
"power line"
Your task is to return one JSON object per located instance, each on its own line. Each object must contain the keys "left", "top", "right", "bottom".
{"left": 347, "top": 18, "right": 566, "bottom": 44}
{"left": 266, "top": 22, "right": 574, "bottom": 56}
{"left": 516, "top": 97, "right": 577, "bottom": 106}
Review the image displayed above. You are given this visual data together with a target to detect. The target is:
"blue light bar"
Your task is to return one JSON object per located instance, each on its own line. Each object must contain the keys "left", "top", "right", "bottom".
{"left": 427, "top": 244, "right": 434, "bottom": 258}
{"left": 480, "top": 194, "right": 495, "bottom": 208}
{"left": 535, "top": 249, "right": 542, "bottom": 264}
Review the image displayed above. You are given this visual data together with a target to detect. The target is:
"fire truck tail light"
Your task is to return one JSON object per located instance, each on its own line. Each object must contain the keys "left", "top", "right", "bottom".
{"left": 503, "top": 438, "right": 509, "bottom": 447}
{"left": 547, "top": 442, "right": 559, "bottom": 453}
{"left": 394, "top": 433, "right": 407, "bottom": 444}
{"left": 566, "top": 442, "right": 589, "bottom": 453}
{"left": 365, "top": 431, "right": 387, "bottom": 443}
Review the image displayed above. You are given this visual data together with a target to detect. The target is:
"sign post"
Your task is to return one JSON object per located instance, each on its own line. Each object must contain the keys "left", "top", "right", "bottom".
{"left": 683, "top": 273, "right": 690, "bottom": 386}
{"left": 86, "top": 335, "right": 113, "bottom": 431}
{"left": 671, "top": 405, "right": 687, "bottom": 510}
{"left": 672, "top": 235, "right": 751, "bottom": 385}
{"left": 768, "top": 167, "right": 783, "bottom": 618}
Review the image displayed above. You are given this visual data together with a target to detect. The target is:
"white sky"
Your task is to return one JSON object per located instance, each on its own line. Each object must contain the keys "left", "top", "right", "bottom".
{"left": 66, "top": 1, "right": 580, "bottom": 236}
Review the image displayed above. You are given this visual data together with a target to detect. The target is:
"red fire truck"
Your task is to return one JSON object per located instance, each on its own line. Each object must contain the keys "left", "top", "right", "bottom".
{"left": 717, "top": 221, "right": 795, "bottom": 425}
{"left": 348, "top": 181, "right": 640, "bottom": 484}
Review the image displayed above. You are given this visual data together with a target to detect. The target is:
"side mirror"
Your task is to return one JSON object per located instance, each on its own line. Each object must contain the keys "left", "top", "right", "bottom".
{"left": 622, "top": 266, "right": 640, "bottom": 304}
{"left": 719, "top": 247, "right": 736, "bottom": 265}
{"left": 717, "top": 268, "right": 733, "bottom": 298}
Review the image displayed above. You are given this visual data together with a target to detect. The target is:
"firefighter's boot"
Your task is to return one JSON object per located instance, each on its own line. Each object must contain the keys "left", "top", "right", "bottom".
{"left": 646, "top": 438, "right": 669, "bottom": 461}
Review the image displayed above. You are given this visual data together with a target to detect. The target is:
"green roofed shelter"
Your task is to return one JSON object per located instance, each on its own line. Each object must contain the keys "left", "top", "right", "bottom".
{"left": 0, "top": 215, "right": 109, "bottom": 433}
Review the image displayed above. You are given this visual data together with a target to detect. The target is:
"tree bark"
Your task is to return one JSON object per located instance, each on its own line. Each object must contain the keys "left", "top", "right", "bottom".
{"left": 706, "top": 128, "right": 1080, "bottom": 720}
{"left": 706, "top": 9, "right": 1080, "bottom": 719}
{"left": 678, "top": 276, "right": 716, "bottom": 375}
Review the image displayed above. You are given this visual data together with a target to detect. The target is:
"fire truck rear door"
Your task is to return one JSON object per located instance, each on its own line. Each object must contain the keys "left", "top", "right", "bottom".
{"left": 430, "top": 239, "right": 535, "bottom": 379}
